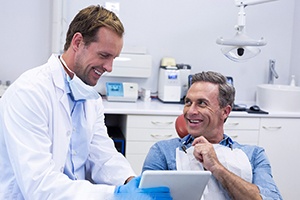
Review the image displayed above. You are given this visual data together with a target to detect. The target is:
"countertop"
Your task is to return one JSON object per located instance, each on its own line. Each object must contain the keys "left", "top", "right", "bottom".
{"left": 103, "top": 98, "right": 300, "bottom": 118}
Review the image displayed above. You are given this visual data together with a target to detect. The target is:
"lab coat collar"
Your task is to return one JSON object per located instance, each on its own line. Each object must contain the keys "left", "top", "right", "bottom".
{"left": 48, "top": 54, "right": 68, "bottom": 94}
{"left": 48, "top": 54, "right": 71, "bottom": 114}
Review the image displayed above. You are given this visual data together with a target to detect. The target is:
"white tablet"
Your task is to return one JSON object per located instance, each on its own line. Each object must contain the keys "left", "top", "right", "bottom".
{"left": 139, "top": 170, "right": 211, "bottom": 200}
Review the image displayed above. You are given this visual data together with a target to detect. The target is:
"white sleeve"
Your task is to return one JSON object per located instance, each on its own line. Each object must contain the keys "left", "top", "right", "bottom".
{"left": 86, "top": 98, "right": 136, "bottom": 185}
{"left": 0, "top": 75, "right": 118, "bottom": 199}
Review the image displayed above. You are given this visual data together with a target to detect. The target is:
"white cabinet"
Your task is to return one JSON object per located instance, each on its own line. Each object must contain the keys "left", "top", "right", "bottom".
{"left": 103, "top": 100, "right": 300, "bottom": 199}
{"left": 106, "top": 108, "right": 299, "bottom": 199}
{"left": 224, "top": 117, "right": 260, "bottom": 145}
{"left": 126, "top": 114, "right": 178, "bottom": 174}
{"left": 259, "top": 118, "right": 300, "bottom": 200}
{"left": 125, "top": 115, "right": 260, "bottom": 174}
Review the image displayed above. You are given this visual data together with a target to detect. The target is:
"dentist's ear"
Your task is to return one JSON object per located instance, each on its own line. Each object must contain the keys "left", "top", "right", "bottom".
{"left": 71, "top": 32, "right": 84, "bottom": 51}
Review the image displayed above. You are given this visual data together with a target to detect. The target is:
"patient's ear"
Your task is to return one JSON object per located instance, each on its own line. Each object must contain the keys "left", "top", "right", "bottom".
{"left": 222, "top": 105, "right": 231, "bottom": 122}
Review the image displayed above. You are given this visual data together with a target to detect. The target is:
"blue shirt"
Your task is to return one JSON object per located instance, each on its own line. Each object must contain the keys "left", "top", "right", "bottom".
{"left": 142, "top": 134, "right": 282, "bottom": 200}
{"left": 63, "top": 68, "right": 89, "bottom": 180}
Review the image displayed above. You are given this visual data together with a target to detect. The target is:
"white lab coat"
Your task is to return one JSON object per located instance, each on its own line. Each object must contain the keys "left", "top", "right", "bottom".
{"left": 0, "top": 55, "right": 136, "bottom": 200}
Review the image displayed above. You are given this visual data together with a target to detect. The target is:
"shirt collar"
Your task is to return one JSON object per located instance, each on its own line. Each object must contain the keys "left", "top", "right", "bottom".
{"left": 220, "top": 134, "right": 233, "bottom": 148}
{"left": 182, "top": 134, "right": 233, "bottom": 148}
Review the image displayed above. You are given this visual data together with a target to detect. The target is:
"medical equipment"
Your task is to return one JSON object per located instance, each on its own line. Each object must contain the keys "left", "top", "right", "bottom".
{"left": 106, "top": 82, "right": 138, "bottom": 102}
{"left": 158, "top": 58, "right": 191, "bottom": 103}
{"left": 216, "top": 0, "right": 278, "bottom": 62}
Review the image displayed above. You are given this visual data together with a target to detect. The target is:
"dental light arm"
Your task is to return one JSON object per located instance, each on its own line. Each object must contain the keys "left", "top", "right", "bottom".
{"left": 216, "top": 0, "right": 278, "bottom": 62}
{"left": 235, "top": 0, "right": 278, "bottom": 7}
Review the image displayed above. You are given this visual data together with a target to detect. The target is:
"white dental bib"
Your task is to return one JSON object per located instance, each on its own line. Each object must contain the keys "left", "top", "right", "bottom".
{"left": 176, "top": 144, "right": 252, "bottom": 200}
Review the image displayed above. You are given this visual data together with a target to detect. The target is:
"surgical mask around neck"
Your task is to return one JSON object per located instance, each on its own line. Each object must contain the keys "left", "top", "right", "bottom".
{"left": 60, "top": 56, "right": 100, "bottom": 101}
{"left": 67, "top": 74, "right": 100, "bottom": 101}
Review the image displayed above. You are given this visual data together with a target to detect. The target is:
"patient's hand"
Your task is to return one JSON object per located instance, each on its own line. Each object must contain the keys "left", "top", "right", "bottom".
{"left": 192, "top": 136, "right": 222, "bottom": 173}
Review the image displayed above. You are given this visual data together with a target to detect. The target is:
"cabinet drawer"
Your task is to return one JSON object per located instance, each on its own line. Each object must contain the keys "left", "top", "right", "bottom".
{"left": 226, "top": 130, "right": 259, "bottom": 145}
{"left": 225, "top": 117, "right": 260, "bottom": 130}
{"left": 127, "top": 128, "right": 177, "bottom": 141}
{"left": 127, "top": 115, "right": 177, "bottom": 129}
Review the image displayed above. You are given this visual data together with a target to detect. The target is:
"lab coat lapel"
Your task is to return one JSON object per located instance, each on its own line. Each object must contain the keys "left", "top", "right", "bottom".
{"left": 49, "top": 55, "right": 71, "bottom": 118}
{"left": 48, "top": 55, "right": 72, "bottom": 172}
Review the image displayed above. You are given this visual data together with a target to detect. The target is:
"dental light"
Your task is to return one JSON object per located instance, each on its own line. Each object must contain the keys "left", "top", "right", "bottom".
{"left": 216, "top": 0, "right": 278, "bottom": 62}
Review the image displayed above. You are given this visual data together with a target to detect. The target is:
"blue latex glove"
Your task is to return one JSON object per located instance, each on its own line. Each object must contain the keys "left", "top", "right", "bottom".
{"left": 114, "top": 176, "right": 172, "bottom": 200}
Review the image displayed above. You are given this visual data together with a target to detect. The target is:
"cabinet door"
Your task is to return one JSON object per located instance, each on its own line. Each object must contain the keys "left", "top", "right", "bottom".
{"left": 127, "top": 115, "right": 177, "bottom": 130}
{"left": 226, "top": 130, "right": 259, "bottom": 145}
{"left": 126, "top": 128, "right": 177, "bottom": 141}
{"left": 225, "top": 117, "right": 260, "bottom": 145}
{"left": 126, "top": 114, "right": 178, "bottom": 174}
{"left": 225, "top": 117, "right": 260, "bottom": 130}
{"left": 259, "top": 118, "right": 300, "bottom": 200}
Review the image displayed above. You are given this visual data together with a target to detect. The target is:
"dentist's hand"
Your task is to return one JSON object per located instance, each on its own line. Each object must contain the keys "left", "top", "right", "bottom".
{"left": 114, "top": 176, "right": 172, "bottom": 200}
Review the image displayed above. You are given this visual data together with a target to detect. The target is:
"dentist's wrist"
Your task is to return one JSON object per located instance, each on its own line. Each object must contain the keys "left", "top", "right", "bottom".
{"left": 124, "top": 176, "right": 135, "bottom": 184}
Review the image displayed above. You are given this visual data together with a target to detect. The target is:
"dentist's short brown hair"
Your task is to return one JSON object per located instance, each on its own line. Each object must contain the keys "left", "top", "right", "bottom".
{"left": 64, "top": 5, "right": 124, "bottom": 51}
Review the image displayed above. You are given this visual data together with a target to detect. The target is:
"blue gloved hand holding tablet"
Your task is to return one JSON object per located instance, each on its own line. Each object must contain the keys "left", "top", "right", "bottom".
{"left": 114, "top": 176, "right": 172, "bottom": 200}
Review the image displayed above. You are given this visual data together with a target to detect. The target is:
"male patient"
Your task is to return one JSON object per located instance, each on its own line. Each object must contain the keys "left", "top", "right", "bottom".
{"left": 142, "top": 71, "right": 282, "bottom": 200}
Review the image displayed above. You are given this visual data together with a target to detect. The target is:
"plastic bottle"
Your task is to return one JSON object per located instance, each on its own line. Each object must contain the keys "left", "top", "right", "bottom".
{"left": 290, "top": 75, "right": 296, "bottom": 86}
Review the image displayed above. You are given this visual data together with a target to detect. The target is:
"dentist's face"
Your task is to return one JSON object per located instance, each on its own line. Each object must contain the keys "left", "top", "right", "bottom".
{"left": 73, "top": 27, "right": 123, "bottom": 86}
{"left": 183, "top": 81, "right": 228, "bottom": 143}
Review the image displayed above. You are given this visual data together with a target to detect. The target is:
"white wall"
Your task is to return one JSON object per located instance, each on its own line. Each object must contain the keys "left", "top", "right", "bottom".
{"left": 290, "top": 0, "right": 300, "bottom": 86}
{"left": 0, "top": 0, "right": 297, "bottom": 105}
{"left": 0, "top": 0, "right": 52, "bottom": 81}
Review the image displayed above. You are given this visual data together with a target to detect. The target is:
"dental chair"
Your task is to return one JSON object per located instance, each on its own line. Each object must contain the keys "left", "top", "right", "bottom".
{"left": 175, "top": 114, "right": 188, "bottom": 138}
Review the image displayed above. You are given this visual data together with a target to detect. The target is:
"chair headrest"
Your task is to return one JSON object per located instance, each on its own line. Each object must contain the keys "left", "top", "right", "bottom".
{"left": 175, "top": 114, "right": 188, "bottom": 138}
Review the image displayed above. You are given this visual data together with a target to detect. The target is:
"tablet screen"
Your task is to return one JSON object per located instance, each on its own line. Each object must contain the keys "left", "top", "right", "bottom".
{"left": 139, "top": 170, "right": 211, "bottom": 200}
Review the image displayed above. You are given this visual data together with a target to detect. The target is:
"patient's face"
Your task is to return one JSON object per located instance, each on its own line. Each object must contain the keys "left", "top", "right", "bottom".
{"left": 183, "top": 81, "right": 227, "bottom": 143}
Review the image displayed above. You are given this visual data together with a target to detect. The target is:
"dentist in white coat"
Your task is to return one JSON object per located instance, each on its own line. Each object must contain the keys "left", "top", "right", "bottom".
{"left": 0, "top": 5, "right": 171, "bottom": 200}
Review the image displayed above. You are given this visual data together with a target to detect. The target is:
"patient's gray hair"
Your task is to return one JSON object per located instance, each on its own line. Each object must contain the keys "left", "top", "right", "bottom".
{"left": 191, "top": 71, "right": 235, "bottom": 108}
